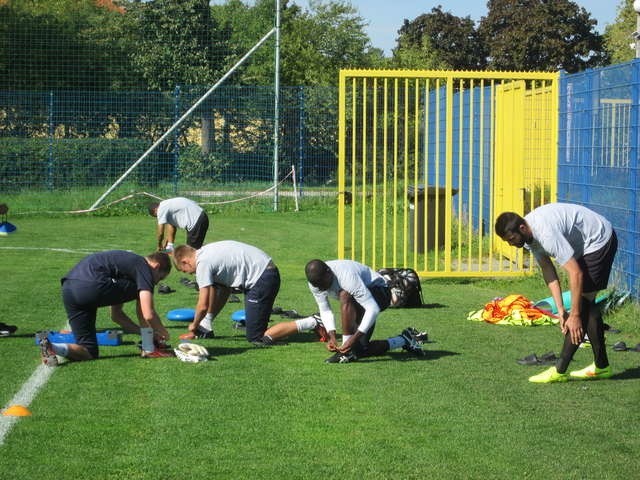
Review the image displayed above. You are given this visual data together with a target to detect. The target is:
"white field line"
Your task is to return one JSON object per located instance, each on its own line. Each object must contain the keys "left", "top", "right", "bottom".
{"left": 0, "top": 365, "right": 55, "bottom": 445}
{"left": 0, "top": 246, "right": 97, "bottom": 254}
{"left": 0, "top": 246, "right": 98, "bottom": 444}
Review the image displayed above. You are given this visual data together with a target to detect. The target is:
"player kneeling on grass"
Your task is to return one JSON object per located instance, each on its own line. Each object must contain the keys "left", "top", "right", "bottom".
{"left": 305, "top": 259, "right": 427, "bottom": 363}
{"left": 172, "top": 241, "right": 325, "bottom": 346}
{"left": 495, "top": 203, "right": 618, "bottom": 383}
{"left": 39, "top": 250, "right": 173, "bottom": 366}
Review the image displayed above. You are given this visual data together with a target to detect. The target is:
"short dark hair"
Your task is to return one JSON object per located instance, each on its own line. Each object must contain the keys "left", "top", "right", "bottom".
{"left": 147, "top": 251, "right": 172, "bottom": 277}
{"left": 147, "top": 202, "right": 160, "bottom": 216}
{"left": 494, "top": 212, "right": 525, "bottom": 237}
{"left": 305, "top": 259, "right": 331, "bottom": 287}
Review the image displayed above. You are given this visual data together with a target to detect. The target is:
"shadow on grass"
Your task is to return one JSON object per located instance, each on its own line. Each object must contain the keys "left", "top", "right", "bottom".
{"left": 358, "top": 349, "right": 460, "bottom": 363}
{"left": 612, "top": 365, "right": 640, "bottom": 380}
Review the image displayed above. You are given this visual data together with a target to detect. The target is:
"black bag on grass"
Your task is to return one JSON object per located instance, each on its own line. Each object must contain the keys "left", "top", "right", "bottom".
{"left": 377, "top": 268, "right": 423, "bottom": 308}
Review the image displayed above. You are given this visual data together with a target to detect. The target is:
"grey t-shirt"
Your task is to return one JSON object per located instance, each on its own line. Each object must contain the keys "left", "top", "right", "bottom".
{"left": 308, "top": 259, "right": 386, "bottom": 334}
{"left": 157, "top": 197, "right": 203, "bottom": 231}
{"left": 524, "top": 203, "right": 612, "bottom": 266}
{"left": 195, "top": 240, "right": 272, "bottom": 291}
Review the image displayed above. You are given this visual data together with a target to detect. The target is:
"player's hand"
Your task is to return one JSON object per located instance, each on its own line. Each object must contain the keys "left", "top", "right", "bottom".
{"left": 565, "top": 313, "right": 583, "bottom": 345}
{"left": 326, "top": 339, "right": 338, "bottom": 351}
{"left": 154, "top": 326, "right": 170, "bottom": 342}
{"left": 338, "top": 338, "right": 354, "bottom": 353}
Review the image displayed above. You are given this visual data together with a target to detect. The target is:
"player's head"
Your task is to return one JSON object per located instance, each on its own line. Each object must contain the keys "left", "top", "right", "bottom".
{"left": 495, "top": 212, "right": 529, "bottom": 247}
{"left": 147, "top": 202, "right": 159, "bottom": 217}
{"left": 173, "top": 245, "right": 197, "bottom": 273}
{"left": 146, "top": 251, "right": 172, "bottom": 282}
{"left": 305, "top": 259, "right": 333, "bottom": 290}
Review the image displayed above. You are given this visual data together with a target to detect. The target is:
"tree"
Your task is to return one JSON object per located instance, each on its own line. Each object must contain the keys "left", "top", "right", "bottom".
{"left": 393, "top": 6, "right": 487, "bottom": 70}
{"left": 479, "top": 0, "right": 609, "bottom": 72}
{"left": 122, "top": 0, "right": 233, "bottom": 153}
{"left": 0, "top": 0, "right": 138, "bottom": 90}
{"left": 211, "top": 0, "right": 385, "bottom": 84}
{"left": 125, "top": 0, "right": 230, "bottom": 91}
{"left": 604, "top": 0, "right": 637, "bottom": 64}
{"left": 280, "top": 0, "right": 383, "bottom": 86}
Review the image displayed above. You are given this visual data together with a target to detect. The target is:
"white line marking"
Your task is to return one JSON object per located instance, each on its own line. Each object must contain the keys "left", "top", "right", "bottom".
{"left": 0, "top": 246, "right": 97, "bottom": 254}
{"left": 0, "top": 365, "right": 55, "bottom": 445}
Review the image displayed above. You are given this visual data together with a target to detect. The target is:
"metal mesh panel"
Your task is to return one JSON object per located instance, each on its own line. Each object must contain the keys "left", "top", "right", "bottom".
{"left": 559, "top": 61, "right": 640, "bottom": 296}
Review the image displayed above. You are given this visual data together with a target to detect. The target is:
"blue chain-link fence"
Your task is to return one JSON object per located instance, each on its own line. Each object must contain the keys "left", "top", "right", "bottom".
{"left": 0, "top": 85, "right": 337, "bottom": 196}
{"left": 559, "top": 60, "right": 640, "bottom": 296}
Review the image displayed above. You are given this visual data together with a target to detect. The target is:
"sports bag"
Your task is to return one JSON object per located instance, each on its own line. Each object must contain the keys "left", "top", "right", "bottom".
{"left": 377, "top": 268, "right": 423, "bottom": 308}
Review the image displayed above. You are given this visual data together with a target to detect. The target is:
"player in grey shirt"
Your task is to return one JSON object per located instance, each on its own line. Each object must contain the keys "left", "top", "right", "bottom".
{"left": 173, "top": 241, "right": 324, "bottom": 345}
{"left": 495, "top": 203, "right": 618, "bottom": 383}
{"left": 148, "top": 197, "right": 209, "bottom": 251}
{"left": 306, "top": 259, "right": 427, "bottom": 363}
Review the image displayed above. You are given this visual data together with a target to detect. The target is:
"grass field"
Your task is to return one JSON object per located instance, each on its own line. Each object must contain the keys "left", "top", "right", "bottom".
{"left": 0, "top": 205, "right": 639, "bottom": 479}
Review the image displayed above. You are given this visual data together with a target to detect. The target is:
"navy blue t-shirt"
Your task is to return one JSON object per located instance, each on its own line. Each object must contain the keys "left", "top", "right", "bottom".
{"left": 62, "top": 250, "right": 155, "bottom": 302}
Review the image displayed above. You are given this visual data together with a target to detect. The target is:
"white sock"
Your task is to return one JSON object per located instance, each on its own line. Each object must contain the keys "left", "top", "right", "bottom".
{"left": 51, "top": 342, "right": 69, "bottom": 357}
{"left": 200, "top": 313, "right": 214, "bottom": 331}
{"left": 140, "top": 327, "right": 155, "bottom": 352}
{"left": 341, "top": 335, "right": 352, "bottom": 347}
{"left": 387, "top": 335, "right": 406, "bottom": 350}
{"left": 295, "top": 316, "right": 317, "bottom": 332}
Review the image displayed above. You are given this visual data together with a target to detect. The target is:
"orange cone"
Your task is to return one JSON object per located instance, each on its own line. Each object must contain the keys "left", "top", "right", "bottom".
{"left": 2, "top": 405, "right": 32, "bottom": 417}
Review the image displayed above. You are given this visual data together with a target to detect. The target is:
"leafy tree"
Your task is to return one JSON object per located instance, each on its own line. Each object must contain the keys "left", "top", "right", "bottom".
{"left": 0, "top": 0, "right": 137, "bottom": 90}
{"left": 604, "top": 0, "right": 637, "bottom": 64}
{"left": 124, "top": 0, "right": 230, "bottom": 90}
{"left": 393, "top": 6, "right": 487, "bottom": 70}
{"left": 215, "top": 0, "right": 383, "bottom": 86}
{"left": 479, "top": 0, "right": 609, "bottom": 72}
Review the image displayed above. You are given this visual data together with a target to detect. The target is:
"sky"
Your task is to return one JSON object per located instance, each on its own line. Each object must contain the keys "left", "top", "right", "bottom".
{"left": 292, "top": 0, "right": 620, "bottom": 56}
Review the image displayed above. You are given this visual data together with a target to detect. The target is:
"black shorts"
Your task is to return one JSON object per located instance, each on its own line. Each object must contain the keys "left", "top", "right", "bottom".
{"left": 244, "top": 266, "right": 281, "bottom": 342}
{"left": 578, "top": 230, "right": 618, "bottom": 293}
{"left": 61, "top": 277, "right": 137, "bottom": 358}
{"left": 186, "top": 211, "right": 209, "bottom": 249}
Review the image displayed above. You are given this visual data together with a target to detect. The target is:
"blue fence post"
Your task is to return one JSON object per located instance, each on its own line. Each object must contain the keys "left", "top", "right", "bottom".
{"left": 47, "top": 91, "right": 54, "bottom": 190}
{"left": 172, "top": 85, "right": 181, "bottom": 194}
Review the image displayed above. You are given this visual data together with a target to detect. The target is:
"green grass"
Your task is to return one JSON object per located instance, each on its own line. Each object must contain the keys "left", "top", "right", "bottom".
{"left": 0, "top": 207, "right": 639, "bottom": 479}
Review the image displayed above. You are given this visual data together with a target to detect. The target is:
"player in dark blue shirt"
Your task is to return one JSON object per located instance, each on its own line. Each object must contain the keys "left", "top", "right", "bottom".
{"left": 39, "top": 250, "right": 172, "bottom": 365}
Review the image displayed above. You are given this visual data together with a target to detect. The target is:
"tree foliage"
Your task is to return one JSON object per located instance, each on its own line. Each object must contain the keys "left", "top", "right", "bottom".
{"left": 478, "top": 0, "right": 608, "bottom": 72}
{"left": 394, "top": 7, "right": 487, "bottom": 70}
{"left": 392, "top": 0, "right": 609, "bottom": 73}
{"left": 0, "top": 0, "right": 140, "bottom": 90}
{"left": 124, "top": 0, "right": 231, "bottom": 90}
{"left": 604, "top": 0, "right": 637, "bottom": 64}
{"left": 280, "top": 0, "right": 384, "bottom": 85}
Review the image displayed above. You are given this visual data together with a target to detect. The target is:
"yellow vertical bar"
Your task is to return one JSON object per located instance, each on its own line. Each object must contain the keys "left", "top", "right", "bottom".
{"left": 392, "top": 78, "right": 399, "bottom": 266}
{"left": 413, "top": 77, "right": 420, "bottom": 269}
{"left": 338, "top": 71, "right": 346, "bottom": 258}
{"left": 478, "top": 79, "right": 485, "bottom": 269}
{"left": 468, "top": 79, "right": 474, "bottom": 270}
{"left": 382, "top": 79, "right": 389, "bottom": 267}
{"left": 444, "top": 73, "right": 454, "bottom": 271}
{"left": 456, "top": 78, "right": 464, "bottom": 272}
{"left": 403, "top": 78, "right": 410, "bottom": 266}
{"left": 422, "top": 79, "right": 430, "bottom": 273}
{"left": 432, "top": 78, "right": 440, "bottom": 271}
{"left": 550, "top": 74, "right": 559, "bottom": 203}
{"left": 361, "top": 78, "right": 367, "bottom": 264}
{"left": 350, "top": 78, "right": 357, "bottom": 260}
{"left": 372, "top": 78, "right": 378, "bottom": 269}
{"left": 489, "top": 79, "right": 496, "bottom": 271}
